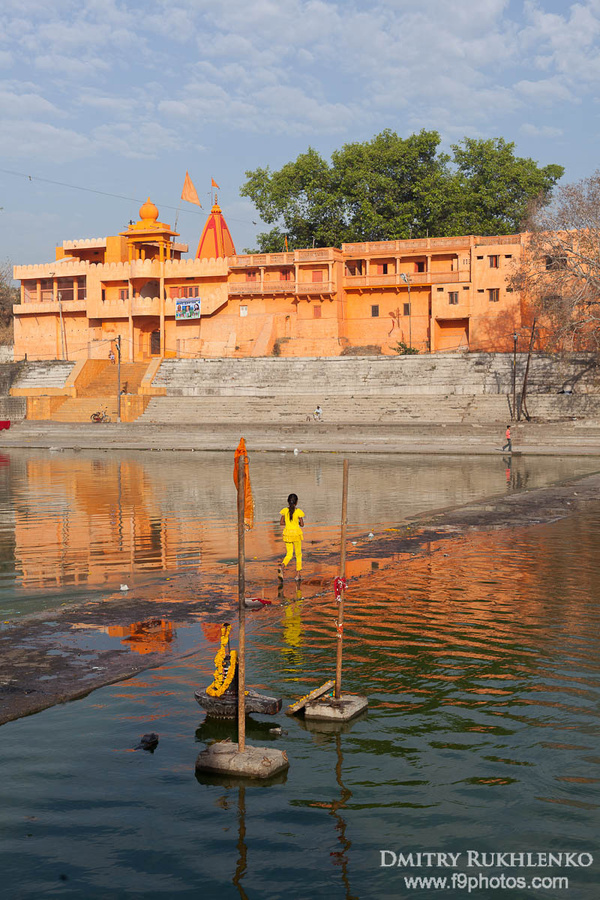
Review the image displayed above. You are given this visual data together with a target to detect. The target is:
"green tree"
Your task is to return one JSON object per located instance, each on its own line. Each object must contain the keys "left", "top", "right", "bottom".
{"left": 449, "top": 137, "right": 564, "bottom": 235}
{"left": 241, "top": 131, "right": 564, "bottom": 251}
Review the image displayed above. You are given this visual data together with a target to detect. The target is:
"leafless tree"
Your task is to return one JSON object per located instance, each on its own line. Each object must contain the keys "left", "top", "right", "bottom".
{"left": 0, "top": 259, "right": 18, "bottom": 343}
{"left": 510, "top": 172, "right": 600, "bottom": 351}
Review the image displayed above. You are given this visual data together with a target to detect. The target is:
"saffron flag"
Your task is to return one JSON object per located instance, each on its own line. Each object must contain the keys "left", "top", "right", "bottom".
{"left": 284, "top": 235, "right": 288, "bottom": 251}
{"left": 181, "top": 171, "right": 202, "bottom": 206}
{"left": 211, "top": 177, "right": 220, "bottom": 189}
{"left": 233, "top": 437, "right": 254, "bottom": 529}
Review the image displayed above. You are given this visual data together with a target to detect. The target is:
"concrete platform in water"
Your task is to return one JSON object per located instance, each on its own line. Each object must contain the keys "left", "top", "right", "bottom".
{"left": 304, "top": 693, "right": 368, "bottom": 722}
{"left": 195, "top": 741, "right": 289, "bottom": 779}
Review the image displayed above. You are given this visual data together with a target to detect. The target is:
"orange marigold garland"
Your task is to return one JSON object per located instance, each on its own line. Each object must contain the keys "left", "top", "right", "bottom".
{"left": 206, "top": 624, "right": 238, "bottom": 697}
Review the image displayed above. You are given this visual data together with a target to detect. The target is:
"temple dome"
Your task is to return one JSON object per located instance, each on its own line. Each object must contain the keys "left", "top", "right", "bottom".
{"left": 196, "top": 199, "right": 236, "bottom": 260}
{"left": 139, "top": 197, "right": 159, "bottom": 223}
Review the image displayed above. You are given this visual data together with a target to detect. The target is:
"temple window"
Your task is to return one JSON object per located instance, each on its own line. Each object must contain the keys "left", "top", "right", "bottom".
{"left": 40, "top": 279, "right": 53, "bottom": 302}
{"left": 169, "top": 285, "right": 200, "bottom": 299}
{"left": 119, "top": 289, "right": 128, "bottom": 301}
{"left": 240, "top": 306, "right": 248, "bottom": 317}
{"left": 246, "top": 271, "right": 259, "bottom": 282}
{"left": 313, "top": 306, "right": 321, "bottom": 318}
{"left": 449, "top": 292, "right": 459, "bottom": 305}
{"left": 371, "top": 305, "right": 379, "bottom": 317}
{"left": 312, "top": 270, "right": 323, "bottom": 282}
{"left": 415, "top": 261, "right": 425, "bottom": 273}
{"left": 488, "top": 255, "right": 499, "bottom": 268}
{"left": 403, "top": 303, "right": 410, "bottom": 316}
{"left": 488, "top": 288, "right": 500, "bottom": 302}
{"left": 281, "top": 269, "right": 293, "bottom": 281}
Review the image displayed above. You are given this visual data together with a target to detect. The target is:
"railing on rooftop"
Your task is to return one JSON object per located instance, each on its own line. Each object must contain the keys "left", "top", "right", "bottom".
{"left": 344, "top": 271, "right": 468, "bottom": 288}
{"left": 229, "top": 280, "right": 334, "bottom": 296}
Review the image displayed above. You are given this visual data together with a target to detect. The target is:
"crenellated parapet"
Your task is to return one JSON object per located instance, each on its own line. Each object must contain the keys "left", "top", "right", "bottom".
{"left": 15, "top": 260, "right": 91, "bottom": 278}
{"left": 163, "top": 257, "right": 229, "bottom": 276}
{"left": 62, "top": 238, "right": 108, "bottom": 249}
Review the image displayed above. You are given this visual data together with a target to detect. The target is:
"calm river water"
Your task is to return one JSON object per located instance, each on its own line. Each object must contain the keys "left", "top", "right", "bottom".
{"left": 0, "top": 449, "right": 599, "bottom": 898}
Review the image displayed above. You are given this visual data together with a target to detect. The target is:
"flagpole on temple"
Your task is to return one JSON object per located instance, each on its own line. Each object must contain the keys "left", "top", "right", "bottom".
{"left": 237, "top": 452, "right": 247, "bottom": 753}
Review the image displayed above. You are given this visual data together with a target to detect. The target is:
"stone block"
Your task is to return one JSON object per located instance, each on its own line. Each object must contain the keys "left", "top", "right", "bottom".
{"left": 195, "top": 741, "right": 289, "bottom": 780}
{"left": 304, "top": 693, "right": 368, "bottom": 722}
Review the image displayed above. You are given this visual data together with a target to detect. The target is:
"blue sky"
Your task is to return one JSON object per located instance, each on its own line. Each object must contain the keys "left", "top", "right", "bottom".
{"left": 1, "top": 0, "right": 599, "bottom": 264}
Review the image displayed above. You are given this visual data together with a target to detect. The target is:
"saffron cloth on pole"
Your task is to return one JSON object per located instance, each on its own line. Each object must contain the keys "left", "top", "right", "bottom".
{"left": 233, "top": 437, "right": 254, "bottom": 529}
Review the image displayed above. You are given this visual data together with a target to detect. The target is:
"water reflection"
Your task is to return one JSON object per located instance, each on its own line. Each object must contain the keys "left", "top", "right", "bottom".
{"left": 0, "top": 510, "right": 599, "bottom": 896}
{"left": 71, "top": 618, "right": 176, "bottom": 655}
{"left": 1, "top": 449, "right": 599, "bottom": 618}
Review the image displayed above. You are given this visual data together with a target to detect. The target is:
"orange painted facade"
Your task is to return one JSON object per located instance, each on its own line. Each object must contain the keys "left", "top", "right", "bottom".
{"left": 13, "top": 199, "right": 526, "bottom": 361}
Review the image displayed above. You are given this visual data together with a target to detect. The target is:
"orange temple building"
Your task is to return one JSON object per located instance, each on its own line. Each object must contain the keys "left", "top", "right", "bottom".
{"left": 13, "top": 197, "right": 526, "bottom": 361}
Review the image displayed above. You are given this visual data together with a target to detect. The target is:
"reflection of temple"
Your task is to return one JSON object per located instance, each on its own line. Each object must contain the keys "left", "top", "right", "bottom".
{"left": 72, "top": 618, "right": 176, "bottom": 655}
{"left": 12, "top": 455, "right": 202, "bottom": 590}
{"left": 107, "top": 619, "right": 174, "bottom": 655}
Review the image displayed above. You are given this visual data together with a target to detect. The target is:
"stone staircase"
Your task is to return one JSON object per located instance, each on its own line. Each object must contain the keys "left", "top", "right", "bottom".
{"left": 11, "top": 361, "right": 76, "bottom": 391}
{"left": 49, "top": 361, "right": 149, "bottom": 422}
{"left": 0, "top": 362, "right": 26, "bottom": 421}
{"left": 76, "top": 361, "right": 149, "bottom": 397}
{"left": 138, "top": 353, "right": 600, "bottom": 426}
{"left": 150, "top": 354, "right": 599, "bottom": 398}
{"left": 51, "top": 396, "right": 120, "bottom": 423}
{"left": 4, "top": 352, "right": 600, "bottom": 427}
{"left": 137, "top": 394, "right": 512, "bottom": 425}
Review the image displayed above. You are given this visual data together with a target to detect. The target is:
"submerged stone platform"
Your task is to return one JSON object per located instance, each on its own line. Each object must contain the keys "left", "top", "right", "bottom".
{"left": 304, "top": 693, "right": 368, "bottom": 722}
{"left": 195, "top": 741, "right": 290, "bottom": 779}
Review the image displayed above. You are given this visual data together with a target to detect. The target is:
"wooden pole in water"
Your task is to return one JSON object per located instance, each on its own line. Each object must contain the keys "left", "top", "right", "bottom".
{"left": 335, "top": 459, "right": 349, "bottom": 699}
{"left": 237, "top": 456, "right": 246, "bottom": 752}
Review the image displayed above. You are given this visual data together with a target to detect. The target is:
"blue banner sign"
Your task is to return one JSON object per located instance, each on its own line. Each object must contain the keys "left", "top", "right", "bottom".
{"left": 175, "top": 299, "right": 201, "bottom": 320}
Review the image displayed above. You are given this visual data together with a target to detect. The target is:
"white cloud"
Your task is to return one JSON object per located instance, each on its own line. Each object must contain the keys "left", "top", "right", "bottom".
{"left": 0, "top": 88, "right": 63, "bottom": 118}
{"left": 516, "top": 77, "right": 576, "bottom": 105}
{"left": 0, "top": 120, "right": 92, "bottom": 161}
{"left": 34, "top": 53, "right": 110, "bottom": 77}
{"left": 520, "top": 123, "right": 563, "bottom": 137}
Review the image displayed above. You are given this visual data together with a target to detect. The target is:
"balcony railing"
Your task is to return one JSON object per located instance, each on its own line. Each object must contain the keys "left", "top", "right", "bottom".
{"left": 343, "top": 236, "right": 472, "bottom": 253}
{"left": 229, "top": 252, "right": 295, "bottom": 268}
{"left": 228, "top": 282, "right": 264, "bottom": 295}
{"left": 296, "top": 280, "right": 333, "bottom": 294}
{"left": 228, "top": 280, "right": 334, "bottom": 296}
{"left": 344, "top": 271, "right": 468, "bottom": 288}
{"left": 15, "top": 297, "right": 88, "bottom": 314}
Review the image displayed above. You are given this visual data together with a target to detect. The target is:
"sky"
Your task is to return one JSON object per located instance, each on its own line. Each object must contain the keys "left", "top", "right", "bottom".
{"left": 1, "top": 0, "right": 600, "bottom": 265}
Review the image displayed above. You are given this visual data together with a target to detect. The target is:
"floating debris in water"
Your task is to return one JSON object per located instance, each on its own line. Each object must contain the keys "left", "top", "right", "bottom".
{"left": 135, "top": 733, "right": 159, "bottom": 752}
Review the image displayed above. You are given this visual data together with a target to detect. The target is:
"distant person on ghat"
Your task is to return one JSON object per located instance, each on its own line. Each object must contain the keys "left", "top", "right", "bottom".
{"left": 502, "top": 425, "right": 512, "bottom": 453}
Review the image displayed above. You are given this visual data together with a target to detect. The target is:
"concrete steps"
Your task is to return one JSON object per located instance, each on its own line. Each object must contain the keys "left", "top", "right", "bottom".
{"left": 12, "top": 361, "right": 75, "bottom": 391}
{"left": 0, "top": 397, "right": 26, "bottom": 421}
{"left": 150, "top": 354, "right": 600, "bottom": 398}
{"left": 138, "top": 394, "right": 513, "bottom": 425}
{"left": 51, "top": 396, "right": 119, "bottom": 422}
{"left": 77, "top": 361, "right": 148, "bottom": 397}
